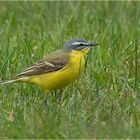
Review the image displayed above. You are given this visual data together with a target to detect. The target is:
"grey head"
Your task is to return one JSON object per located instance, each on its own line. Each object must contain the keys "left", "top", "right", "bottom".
{"left": 64, "top": 38, "right": 98, "bottom": 51}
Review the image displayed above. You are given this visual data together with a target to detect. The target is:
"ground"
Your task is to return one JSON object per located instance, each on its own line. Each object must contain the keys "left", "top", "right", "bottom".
{"left": 0, "top": 1, "right": 140, "bottom": 139}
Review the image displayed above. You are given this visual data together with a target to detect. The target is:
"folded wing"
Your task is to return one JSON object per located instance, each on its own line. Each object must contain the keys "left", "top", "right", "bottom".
{"left": 15, "top": 50, "right": 69, "bottom": 78}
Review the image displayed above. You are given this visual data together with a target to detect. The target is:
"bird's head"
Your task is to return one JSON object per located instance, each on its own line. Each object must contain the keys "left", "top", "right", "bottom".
{"left": 64, "top": 38, "right": 98, "bottom": 55}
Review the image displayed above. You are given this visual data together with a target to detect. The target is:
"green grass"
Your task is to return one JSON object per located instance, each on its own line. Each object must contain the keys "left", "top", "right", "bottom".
{"left": 0, "top": 1, "right": 140, "bottom": 139}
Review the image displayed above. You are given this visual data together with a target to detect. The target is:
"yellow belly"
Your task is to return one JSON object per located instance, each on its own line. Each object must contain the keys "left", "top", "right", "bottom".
{"left": 28, "top": 51, "right": 85, "bottom": 90}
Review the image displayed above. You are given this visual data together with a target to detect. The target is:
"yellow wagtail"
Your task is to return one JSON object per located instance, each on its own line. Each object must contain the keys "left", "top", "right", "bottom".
{"left": 0, "top": 38, "right": 98, "bottom": 90}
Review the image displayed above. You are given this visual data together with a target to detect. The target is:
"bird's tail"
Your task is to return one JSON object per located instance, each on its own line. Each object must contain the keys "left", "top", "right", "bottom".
{"left": 0, "top": 77, "right": 30, "bottom": 85}
{"left": 0, "top": 79, "right": 18, "bottom": 85}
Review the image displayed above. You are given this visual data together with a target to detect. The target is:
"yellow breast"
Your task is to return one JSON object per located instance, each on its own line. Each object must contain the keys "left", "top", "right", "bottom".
{"left": 28, "top": 50, "right": 85, "bottom": 90}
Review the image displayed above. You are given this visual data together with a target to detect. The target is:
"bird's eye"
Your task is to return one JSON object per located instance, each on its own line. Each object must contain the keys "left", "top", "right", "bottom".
{"left": 80, "top": 43, "right": 84, "bottom": 46}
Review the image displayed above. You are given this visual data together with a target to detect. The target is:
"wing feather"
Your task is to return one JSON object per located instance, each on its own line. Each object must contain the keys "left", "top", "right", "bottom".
{"left": 15, "top": 50, "right": 69, "bottom": 78}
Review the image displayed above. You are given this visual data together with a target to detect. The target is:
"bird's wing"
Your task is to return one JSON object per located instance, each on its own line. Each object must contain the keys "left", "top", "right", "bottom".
{"left": 15, "top": 50, "right": 69, "bottom": 78}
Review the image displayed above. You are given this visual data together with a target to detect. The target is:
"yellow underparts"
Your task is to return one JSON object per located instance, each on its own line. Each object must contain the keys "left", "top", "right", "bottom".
{"left": 22, "top": 48, "right": 90, "bottom": 90}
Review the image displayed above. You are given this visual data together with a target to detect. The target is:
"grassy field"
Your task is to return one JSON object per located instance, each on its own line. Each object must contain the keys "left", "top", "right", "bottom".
{"left": 0, "top": 1, "right": 140, "bottom": 139}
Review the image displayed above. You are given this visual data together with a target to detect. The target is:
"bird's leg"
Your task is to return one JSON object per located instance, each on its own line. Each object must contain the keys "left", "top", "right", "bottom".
{"left": 54, "top": 88, "right": 64, "bottom": 103}
{"left": 43, "top": 89, "right": 65, "bottom": 105}
{"left": 43, "top": 90, "right": 50, "bottom": 107}
{"left": 54, "top": 90, "right": 57, "bottom": 101}
{"left": 58, "top": 88, "right": 64, "bottom": 102}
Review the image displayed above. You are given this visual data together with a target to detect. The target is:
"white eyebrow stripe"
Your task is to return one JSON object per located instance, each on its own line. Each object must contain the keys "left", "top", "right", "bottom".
{"left": 71, "top": 42, "right": 88, "bottom": 45}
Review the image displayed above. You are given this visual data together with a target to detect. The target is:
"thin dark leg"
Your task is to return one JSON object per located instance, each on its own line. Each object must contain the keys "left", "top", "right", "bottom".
{"left": 43, "top": 90, "right": 50, "bottom": 107}
{"left": 54, "top": 89, "right": 64, "bottom": 103}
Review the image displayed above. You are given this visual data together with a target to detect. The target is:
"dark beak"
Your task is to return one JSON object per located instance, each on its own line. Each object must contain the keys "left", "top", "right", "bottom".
{"left": 88, "top": 42, "right": 99, "bottom": 47}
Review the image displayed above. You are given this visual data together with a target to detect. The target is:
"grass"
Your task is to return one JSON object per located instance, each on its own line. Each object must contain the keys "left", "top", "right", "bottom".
{"left": 0, "top": 1, "right": 140, "bottom": 139}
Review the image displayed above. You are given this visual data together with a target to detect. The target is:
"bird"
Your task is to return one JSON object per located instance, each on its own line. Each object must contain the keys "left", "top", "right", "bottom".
{"left": 0, "top": 38, "right": 98, "bottom": 91}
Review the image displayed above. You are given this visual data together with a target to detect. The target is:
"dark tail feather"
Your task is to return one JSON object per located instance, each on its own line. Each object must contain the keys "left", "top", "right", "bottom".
{"left": 0, "top": 79, "right": 18, "bottom": 85}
